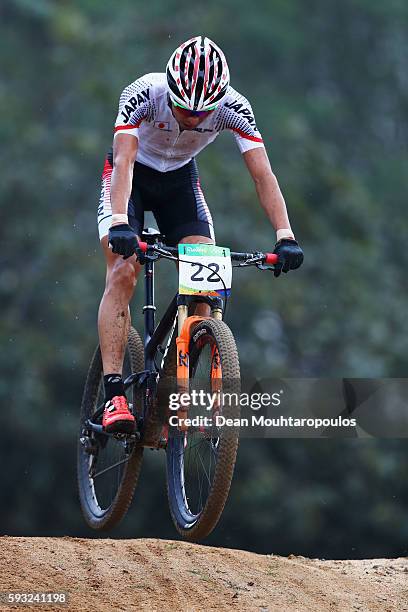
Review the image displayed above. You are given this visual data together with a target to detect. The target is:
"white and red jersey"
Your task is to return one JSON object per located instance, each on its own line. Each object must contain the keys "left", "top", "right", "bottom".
{"left": 114, "top": 73, "right": 264, "bottom": 172}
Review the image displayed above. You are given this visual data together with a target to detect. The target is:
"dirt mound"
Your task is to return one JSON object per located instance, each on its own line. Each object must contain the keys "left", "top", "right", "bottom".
{"left": 0, "top": 537, "right": 406, "bottom": 611}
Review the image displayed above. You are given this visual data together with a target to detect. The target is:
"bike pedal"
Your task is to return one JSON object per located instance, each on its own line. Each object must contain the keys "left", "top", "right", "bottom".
{"left": 123, "top": 431, "right": 141, "bottom": 442}
{"left": 113, "top": 432, "right": 130, "bottom": 441}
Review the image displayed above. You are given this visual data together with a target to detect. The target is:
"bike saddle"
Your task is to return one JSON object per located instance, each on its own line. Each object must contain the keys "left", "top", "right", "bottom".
{"left": 142, "top": 227, "right": 165, "bottom": 244}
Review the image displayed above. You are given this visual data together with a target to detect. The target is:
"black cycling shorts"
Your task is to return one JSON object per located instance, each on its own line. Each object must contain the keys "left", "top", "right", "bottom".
{"left": 97, "top": 150, "right": 215, "bottom": 246}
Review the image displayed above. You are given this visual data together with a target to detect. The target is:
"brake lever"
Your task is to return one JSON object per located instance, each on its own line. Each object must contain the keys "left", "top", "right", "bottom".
{"left": 155, "top": 244, "right": 178, "bottom": 260}
{"left": 256, "top": 263, "right": 276, "bottom": 271}
{"left": 235, "top": 253, "right": 265, "bottom": 267}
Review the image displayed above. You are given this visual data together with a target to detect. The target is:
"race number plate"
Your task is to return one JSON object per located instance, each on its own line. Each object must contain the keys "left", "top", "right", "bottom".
{"left": 178, "top": 244, "right": 232, "bottom": 297}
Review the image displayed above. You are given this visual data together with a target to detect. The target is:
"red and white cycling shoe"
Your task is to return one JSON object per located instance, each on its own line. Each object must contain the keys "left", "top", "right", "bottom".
{"left": 102, "top": 395, "right": 135, "bottom": 434}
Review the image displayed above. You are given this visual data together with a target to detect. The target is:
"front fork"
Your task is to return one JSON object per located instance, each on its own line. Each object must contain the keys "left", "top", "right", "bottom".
{"left": 177, "top": 299, "right": 222, "bottom": 335}
{"left": 175, "top": 296, "right": 223, "bottom": 432}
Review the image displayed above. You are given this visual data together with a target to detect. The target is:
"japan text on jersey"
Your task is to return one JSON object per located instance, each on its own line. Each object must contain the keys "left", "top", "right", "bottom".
{"left": 113, "top": 73, "right": 264, "bottom": 173}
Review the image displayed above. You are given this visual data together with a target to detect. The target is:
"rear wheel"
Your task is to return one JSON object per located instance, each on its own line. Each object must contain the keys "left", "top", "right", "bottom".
{"left": 77, "top": 327, "right": 144, "bottom": 530}
{"left": 166, "top": 318, "right": 240, "bottom": 541}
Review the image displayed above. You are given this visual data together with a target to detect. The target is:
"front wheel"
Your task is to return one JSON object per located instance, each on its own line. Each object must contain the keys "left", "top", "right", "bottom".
{"left": 166, "top": 318, "right": 240, "bottom": 541}
{"left": 77, "top": 327, "right": 144, "bottom": 530}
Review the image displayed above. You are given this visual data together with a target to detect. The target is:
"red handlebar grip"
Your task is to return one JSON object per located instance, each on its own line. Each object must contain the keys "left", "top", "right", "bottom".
{"left": 265, "top": 252, "right": 278, "bottom": 265}
{"left": 138, "top": 241, "right": 148, "bottom": 253}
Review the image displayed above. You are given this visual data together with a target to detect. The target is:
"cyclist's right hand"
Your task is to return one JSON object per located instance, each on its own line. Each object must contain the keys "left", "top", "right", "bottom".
{"left": 108, "top": 224, "right": 138, "bottom": 259}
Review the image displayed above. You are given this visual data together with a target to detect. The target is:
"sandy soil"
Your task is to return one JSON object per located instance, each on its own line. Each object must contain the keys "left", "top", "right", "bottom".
{"left": 0, "top": 537, "right": 407, "bottom": 611}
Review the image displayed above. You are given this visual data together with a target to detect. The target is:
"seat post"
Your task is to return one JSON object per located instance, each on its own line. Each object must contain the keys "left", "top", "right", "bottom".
{"left": 141, "top": 227, "right": 162, "bottom": 363}
{"left": 143, "top": 258, "right": 156, "bottom": 361}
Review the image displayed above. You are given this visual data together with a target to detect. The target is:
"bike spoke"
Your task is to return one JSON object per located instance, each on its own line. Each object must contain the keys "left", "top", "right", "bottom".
{"left": 93, "top": 456, "right": 130, "bottom": 479}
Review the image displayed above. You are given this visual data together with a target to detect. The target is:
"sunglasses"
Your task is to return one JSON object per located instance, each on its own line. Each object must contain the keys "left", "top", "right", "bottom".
{"left": 172, "top": 101, "right": 218, "bottom": 118}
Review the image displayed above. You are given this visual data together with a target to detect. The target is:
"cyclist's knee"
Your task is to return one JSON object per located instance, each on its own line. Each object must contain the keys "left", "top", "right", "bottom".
{"left": 105, "top": 258, "right": 141, "bottom": 296}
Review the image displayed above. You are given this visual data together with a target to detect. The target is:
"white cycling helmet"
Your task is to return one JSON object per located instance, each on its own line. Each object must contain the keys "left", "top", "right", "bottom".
{"left": 166, "top": 36, "right": 230, "bottom": 111}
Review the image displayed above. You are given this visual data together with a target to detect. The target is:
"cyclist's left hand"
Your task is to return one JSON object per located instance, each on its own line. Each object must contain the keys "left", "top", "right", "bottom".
{"left": 273, "top": 238, "right": 304, "bottom": 277}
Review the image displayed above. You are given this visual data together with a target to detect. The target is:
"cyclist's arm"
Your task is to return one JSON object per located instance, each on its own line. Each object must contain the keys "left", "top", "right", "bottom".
{"left": 110, "top": 134, "right": 138, "bottom": 226}
{"left": 243, "top": 147, "right": 294, "bottom": 238}
{"left": 110, "top": 76, "right": 152, "bottom": 227}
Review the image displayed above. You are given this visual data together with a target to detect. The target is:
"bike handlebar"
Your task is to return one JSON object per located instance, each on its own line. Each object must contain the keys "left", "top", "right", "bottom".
{"left": 137, "top": 241, "right": 149, "bottom": 253}
{"left": 264, "top": 252, "right": 279, "bottom": 265}
{"left": 137, "top": 241, "right": 278, "bottom": 267}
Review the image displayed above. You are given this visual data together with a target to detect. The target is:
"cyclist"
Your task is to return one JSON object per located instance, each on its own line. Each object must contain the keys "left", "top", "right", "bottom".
{"left": 97, "top": 36, "right": 304, "bottom": 434}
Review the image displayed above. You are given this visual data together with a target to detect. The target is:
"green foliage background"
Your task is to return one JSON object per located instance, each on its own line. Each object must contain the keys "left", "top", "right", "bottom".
{"left": 1, "top": 0, "right": 407, "bottom": 557}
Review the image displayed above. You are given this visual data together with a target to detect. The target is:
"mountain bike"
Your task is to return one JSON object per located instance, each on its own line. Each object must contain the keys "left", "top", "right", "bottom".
{"left": 77, "top": 228, "right": 277, "bottom": 541}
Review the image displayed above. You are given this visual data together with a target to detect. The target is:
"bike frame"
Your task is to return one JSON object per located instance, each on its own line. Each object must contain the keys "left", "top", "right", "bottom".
{"left": 87, "top": 233, "right": 277, "bottom": 445}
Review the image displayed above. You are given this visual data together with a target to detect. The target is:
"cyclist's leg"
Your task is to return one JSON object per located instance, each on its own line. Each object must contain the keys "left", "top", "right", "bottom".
{"left": 98, "top": 239, "right": 142, "bottom": 375}
{"left": 97, "top": 151, "right": 144, "bottom": 376}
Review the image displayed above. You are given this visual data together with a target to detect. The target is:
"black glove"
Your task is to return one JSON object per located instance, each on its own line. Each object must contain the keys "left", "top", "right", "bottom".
{"left": 273, "top": 238, "right": 304, "bottom": 277}
{"left": 108, "top": 224, "right": 138, "bottom": 259}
